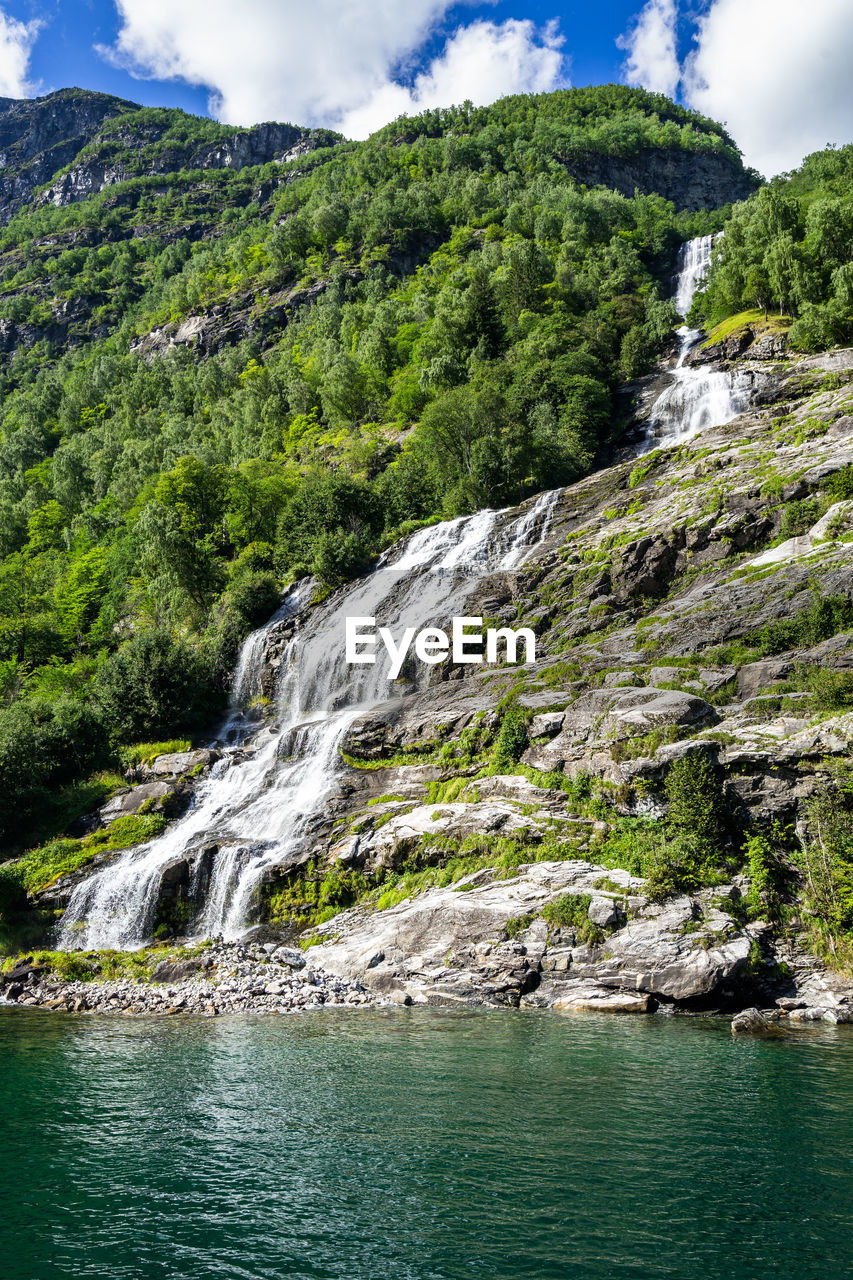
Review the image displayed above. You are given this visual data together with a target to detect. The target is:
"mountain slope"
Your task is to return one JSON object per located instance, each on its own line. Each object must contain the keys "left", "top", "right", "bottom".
{"left": 0, "top": 86, "right": 758, "bottom": 845}
{"left": 6, "top": 338, "right": 853, "bottom": 1014}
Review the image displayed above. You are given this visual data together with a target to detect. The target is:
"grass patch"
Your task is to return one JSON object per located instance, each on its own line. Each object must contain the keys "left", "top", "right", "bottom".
{"left": 10, "top": 813, "right": 168, "bottom": 895}
{"left": 701, "top": 309, "right": 792, "bottom": 348}
{"left": 118, "top": 739, "right": 192, "bottom": 769}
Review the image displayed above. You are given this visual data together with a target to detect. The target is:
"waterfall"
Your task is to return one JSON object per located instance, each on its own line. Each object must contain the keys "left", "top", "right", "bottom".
{"left": 640, "top": 235, "right": 752, "bottom": 452}
{"left": 57, "top": 494, "right": 559, "bottom": 950}
{"left": 219, "top": 584, "right": 311, "bottom": 741}
{"left": 499, "top": 489, "right": 562, "bottom": 570}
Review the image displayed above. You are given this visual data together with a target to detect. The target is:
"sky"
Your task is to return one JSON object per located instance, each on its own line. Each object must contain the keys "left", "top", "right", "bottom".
{"left": 0, "top": 0, "right": 851, "bottom": 176}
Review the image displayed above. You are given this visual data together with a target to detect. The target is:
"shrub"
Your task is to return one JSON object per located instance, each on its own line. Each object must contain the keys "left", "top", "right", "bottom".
{"left": 808, "top": 668, "right": 853, "bottom": 712}
{"left": 311, "top": 528, "right": 373, "bottom": 589}
{"left": 643, "top": 832, "right": 715, "bottom": 900}
{"left": 94, "top": 630, "right": 219, "bottom": 741}
{"left": 541, "top": 893, "right": 604, "bottom": 945}
{"left": 0, "top": 698, "right": 108, "bottom": 846}
{"left": 226, "top": 572, "right": 281, "bottom": 629}
{"left": 493, "top": 703, "right": 529, "bottom": 770}
{"left": 796, "top": 765, "right": 853, "bottom": 955}
{"left": 780, "top": 499, "right": 819, "bottom": 538}
{"left": 743, "top": 824, "right": 790, "bottom": 921}
{"left": 664, "top": 750, "right": 728, "bottom": 854}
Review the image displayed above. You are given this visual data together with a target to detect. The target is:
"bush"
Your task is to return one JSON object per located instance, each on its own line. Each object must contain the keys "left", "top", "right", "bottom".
{"left": 796, "top": 765, "right": 853, "bottom": 954}
{"left": 226, "top": 572, "right": 281, "bottom": 629}
{"left": 644, "top": 832, "right": 715, "bottom": 900}
{"left": 94, "top": 630, "right": 219, "bottom": 741}
{"left": 541, "top": 892, "right": 604, "bottom": 945}
{"left": 808, "top": 668, "right": 853, "bottom": 712}
{"left": 0, "top": 698, "right": 108, "bottom": 847}
{"left": 665, "top": 750, "right": 728, "bottom": 854}
{"left": 492, "top": 703, "right": 529, "bottom": 770}
{"left": 780, "top": 499, "right": 819, "bottom": 538}
{"left": 311, "top": 528, "right": 373, "bottom": 589}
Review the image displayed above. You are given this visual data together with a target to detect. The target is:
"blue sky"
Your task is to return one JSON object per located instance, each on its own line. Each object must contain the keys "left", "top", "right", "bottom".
{"left": 0, "top": 0, "right": 851, "bottom": 175}
{"left": 6, "top": 0, "right": 648, "bottom": 114}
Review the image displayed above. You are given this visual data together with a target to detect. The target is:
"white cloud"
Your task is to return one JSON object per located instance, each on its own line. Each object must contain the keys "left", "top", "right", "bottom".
{"left": 341, "top": 19, "right": 565, "bottom": 138}
{"left": 0, "top": 7, "right": 41, "bottom": 98}
{"left": 101, "top": 1, "right": 566, "bottom": 138}
{"left": 619, "top": 0, "right": 853, "bottom": 177}
{"left": 618, "top": 0, "right": 679, "bottom": 98}
{"left": 682, "top": 0, "right": 853, "bottom": 177}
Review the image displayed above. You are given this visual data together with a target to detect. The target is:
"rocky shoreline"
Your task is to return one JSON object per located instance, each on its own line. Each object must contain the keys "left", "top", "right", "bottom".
{"left": 5, "top": 857, "right": 853, "bottom": 1029}
{"left": 0, "top": 941, "right": 383, "bottom": 1016}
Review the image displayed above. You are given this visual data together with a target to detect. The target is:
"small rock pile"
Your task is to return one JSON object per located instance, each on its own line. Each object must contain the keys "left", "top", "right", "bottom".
{"left": 0, "top": 942, "right": 382, "bottom": 1017}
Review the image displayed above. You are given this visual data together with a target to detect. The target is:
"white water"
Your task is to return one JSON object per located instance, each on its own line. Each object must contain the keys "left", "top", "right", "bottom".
{"left": 499, "top": 489, "right": 562, "bottom": 569}
{"left": 58, "top": 496, "right": 560, "bottom": 949}
{"left": 640, "top": 235, "right": 752, "bottom": 452}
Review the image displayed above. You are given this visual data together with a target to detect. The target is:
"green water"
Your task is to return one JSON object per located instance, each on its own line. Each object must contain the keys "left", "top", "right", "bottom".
{"left": 1, "top": 1008, "right": 851, "bottom": 1280}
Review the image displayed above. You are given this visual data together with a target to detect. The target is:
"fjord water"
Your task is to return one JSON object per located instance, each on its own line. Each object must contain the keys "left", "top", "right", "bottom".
{"left": 2, "top": 1007, "right": 851, "bottom": 1280}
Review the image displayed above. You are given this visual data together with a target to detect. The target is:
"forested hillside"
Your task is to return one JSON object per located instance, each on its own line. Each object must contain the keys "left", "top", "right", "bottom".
{"left": 692, "top": 145, "right": 853, "bottom": 349}
{"left": 0, "top": 83, "right": 760, "bottom": 854}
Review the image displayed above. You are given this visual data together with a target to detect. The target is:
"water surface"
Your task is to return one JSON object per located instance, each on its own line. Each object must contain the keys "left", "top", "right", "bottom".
{"left": 1, "top": 1008, "right": 851, "bottom": 1280}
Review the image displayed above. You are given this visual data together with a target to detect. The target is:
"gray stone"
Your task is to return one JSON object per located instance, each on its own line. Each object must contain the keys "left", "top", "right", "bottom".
{"left": 150, "top": 958, "right": 202, "bottom": 983}
{"left": 149, "top": 749, "right": 219, "bottom": 778}
{"left": 587, "top": 897, "right": 620, "bottom": 928}
{"left": 99, "top": 782, "right": 176, "bottom": 824}
{"left": 731, "top": 1007, "right": 776, "bottom": 1034}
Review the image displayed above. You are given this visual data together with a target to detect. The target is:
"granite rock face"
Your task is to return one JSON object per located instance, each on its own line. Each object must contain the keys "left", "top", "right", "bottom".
{"left": 0, "top": 88, "right": 136, "bottom": 223}
{"left": 302, "top": 859, "right": 853, "bottom": 1017}
{"left": 565, "top": 146, "right": 758, "bottom": 211}
{"left": 37, "top": 118, "right": 337, "bottom": 210}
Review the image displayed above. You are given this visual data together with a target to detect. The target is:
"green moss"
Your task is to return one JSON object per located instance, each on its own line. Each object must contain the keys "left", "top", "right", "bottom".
{"left": 11, "top": 812, "right": 169, "bottom": 895}
{"left": 701, "top": 309, "right": 791, "bottom": 348}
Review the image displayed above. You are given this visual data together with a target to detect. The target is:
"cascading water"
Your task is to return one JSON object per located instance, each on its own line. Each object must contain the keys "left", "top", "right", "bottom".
{"left": 58, "top": 495, "right": 560, "bottom": 950}
{"left": 640, "top": 235, "right": 752, "bottom": 452}
{"left": 499, "top": 489, "right": 562, "bottom": 569}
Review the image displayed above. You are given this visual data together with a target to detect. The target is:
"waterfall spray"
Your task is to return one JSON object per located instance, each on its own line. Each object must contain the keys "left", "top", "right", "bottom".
{"left": 58, "top": 494, "right": 561, "bottom": 950}
{"left": 640, "top": 236, "right": 752, "bottom": 452}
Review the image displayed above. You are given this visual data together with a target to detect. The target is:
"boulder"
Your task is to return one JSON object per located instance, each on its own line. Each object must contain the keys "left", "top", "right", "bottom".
{"left": 588, "top": 897, "right": 620, "bottom": 928}
{"left": 553, "top": 987, "right": 651, "bottom": 1014}
{"left": 270, "top": 947, "right": 306, "bottom": 970}
{"left": 150, "top": 958, "right": 202, "bottom": 983}
{"left": 731, "top": 1007, "right": 778, "bottom": 1035}
{"left": 98, "top": 782, "right": 178, "bottom": 824}
{"left": 608, "top": 689, "right": 716, "bottom": 734}
{"left": 148, "top": 749, "right": 219, "bottom": 778}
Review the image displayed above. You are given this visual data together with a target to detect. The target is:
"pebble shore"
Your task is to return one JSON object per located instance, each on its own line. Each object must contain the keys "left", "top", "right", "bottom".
{"left": 1, "top": 941, "right": 386, "bottom": 1016}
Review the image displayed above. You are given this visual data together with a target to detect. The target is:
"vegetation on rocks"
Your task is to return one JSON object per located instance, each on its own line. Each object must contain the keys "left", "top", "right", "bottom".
{"left": 692, "top": 145, "right": 853, "bottom": 347}
{"left": 0, "top": 84, "right": 753, "bottom": 856}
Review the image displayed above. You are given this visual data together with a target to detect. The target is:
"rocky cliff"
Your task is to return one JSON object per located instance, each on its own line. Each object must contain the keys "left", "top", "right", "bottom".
{"left": 0, "top": 88, "right": 137, "bottom": 223}
{"left": 36, "top": 116, "right": 340, "bottom": 210}
{"left": 20, "top": 340, "right": 853, "bottom": 1023}
{"left": 0, "top": 89, "right": 341, "bottom": 224}
{"left": 565, "top": 145, "right": 758, "bottom": 211}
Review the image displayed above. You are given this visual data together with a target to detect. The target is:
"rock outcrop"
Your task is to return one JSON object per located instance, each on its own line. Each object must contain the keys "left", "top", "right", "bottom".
{"left": 565, "top": 145, "right": 758, "bottom": 211}
{"left": 304, "top": 859, "right": 763, "bottom": 1010}
{"left": 37, "top": 118, "right": 339, "bottom": 210}
{"left": 0, "top": 88, "right": 137, "bottom": 223}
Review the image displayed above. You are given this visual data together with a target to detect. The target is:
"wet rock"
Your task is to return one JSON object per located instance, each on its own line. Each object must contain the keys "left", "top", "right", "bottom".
{"left": 731, "top": 1007, "right": 778, "bottom": 1034}
{"left": 553, "top": 987, "right": 651, "bottom": 1014}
